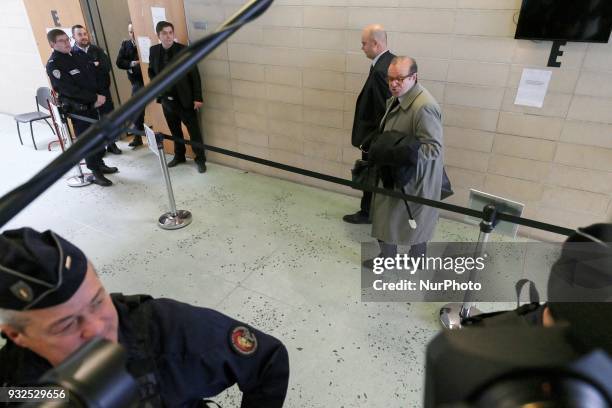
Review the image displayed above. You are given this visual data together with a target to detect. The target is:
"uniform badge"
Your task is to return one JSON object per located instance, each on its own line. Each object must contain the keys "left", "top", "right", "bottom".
{"left": 69, "top": 69, "right": 80, "bottom": 75}
{"left": 230, "top": 326, "right": 258, "bottom": 356}
{"left": 10, "top": 281, "right": 34, "bottom": 303}
{"left": 52, "top": 69, "right": 61, "bottom": 79}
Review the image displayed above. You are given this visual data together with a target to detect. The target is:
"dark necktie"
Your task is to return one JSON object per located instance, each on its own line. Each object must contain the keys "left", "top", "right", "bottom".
{"left": 389, "top": 97, "right": 400, "bottom": 113}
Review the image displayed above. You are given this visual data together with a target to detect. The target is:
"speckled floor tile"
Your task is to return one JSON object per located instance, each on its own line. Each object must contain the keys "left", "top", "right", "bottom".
{"left": 0, "top": 114, "right": 545, "bottom": 407}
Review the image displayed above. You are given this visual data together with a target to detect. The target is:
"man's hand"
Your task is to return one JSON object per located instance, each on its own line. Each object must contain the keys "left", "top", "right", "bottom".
{"left": 130, "top": 60, "right": 139, "bottom": 67}
{"left": 94, "top": 94, "right": 106, "bottom": 108}
{"left": 193, "top": 101, "right": 203, "bottom": 110}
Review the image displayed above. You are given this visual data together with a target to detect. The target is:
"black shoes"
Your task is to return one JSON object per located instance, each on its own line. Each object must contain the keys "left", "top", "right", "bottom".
{"left": 107, "top": 143, "right": 122, "bottom": 155}
{"left": 362, "top": 257, "right": 375, "bottom": 270}
{"left": 99, "top": 164, "right": 118, "bottom": 174}
{"left": 91, "top": 171, "right": 112, "bottom": 187}
{"left": 167, "top": 156, "right": 186, "bottom": 168}
{"left": 167, "top": 156, "right": 206, "bottom": 172}
{"left": 343, "top": 211, "right": 371, "bottom": 224}
{"left": 128, "top": 136, "right": 143, "bottom": 148}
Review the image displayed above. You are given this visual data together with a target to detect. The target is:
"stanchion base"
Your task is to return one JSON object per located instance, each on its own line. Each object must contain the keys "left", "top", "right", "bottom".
{"left": 66, "top": 173, "right": 93, "bottom": 187}
{"left": 439, "top": 303, "right": 482, "bottom": 329}
{"left": 158, "top": 210, "right": 192, "bottom": 230}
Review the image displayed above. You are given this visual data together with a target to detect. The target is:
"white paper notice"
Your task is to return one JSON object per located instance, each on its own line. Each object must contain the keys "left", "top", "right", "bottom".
{"left": 151, "top": 7, "right": 167, "bottom": 34}
{"left": 145, "top": 125, "right": 159, "bottom": 156}
{"left": 514, "top": 68, "right": 552, "bottom": 108}
{"left": 137, "top": 36, "right": 151, "bottom": 63}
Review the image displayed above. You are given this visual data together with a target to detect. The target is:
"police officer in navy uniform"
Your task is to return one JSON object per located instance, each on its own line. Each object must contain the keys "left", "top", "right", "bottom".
{"left": 45, "top": 29, "right": 117, "bottom": 187}
{"left": 71, "top": 24, "right": 122, "bottom": 156}
{"left": 116, "top": 22, "right": 145, "bottom": 148}
{"left": 0, "top": 227, "right": 290, "bottom": 407}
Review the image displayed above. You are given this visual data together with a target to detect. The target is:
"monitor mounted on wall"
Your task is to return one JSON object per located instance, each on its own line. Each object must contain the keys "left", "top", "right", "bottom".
{"left": 515, "top": 0, "right": 612, "bottom": 43}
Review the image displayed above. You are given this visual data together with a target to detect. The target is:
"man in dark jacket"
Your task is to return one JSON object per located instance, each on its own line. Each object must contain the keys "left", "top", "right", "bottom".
{"left": 71, "top": 24, "right": 122, "bottom": 155}
{"left": 148, "top": 21, "right": 207, "bottom": 173}
{"left": 344, "top": 24, "right": 395, "bottom": 224}
{"left": 116, "top": 22, "right": 145, "bottom": 148}
{"left": 0, "top": 228, "right": 289, "bottom": 407}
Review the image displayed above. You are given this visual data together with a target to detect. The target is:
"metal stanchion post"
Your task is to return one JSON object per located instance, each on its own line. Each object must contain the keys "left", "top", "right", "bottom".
{"left": 57, "top": 109, "right": 93, "bottom": 188}
{"left": 439, "top": 204, "right": 497, "bottom": 329}
{"left": 149, "top": 129, "right": 192, "bottom": 230}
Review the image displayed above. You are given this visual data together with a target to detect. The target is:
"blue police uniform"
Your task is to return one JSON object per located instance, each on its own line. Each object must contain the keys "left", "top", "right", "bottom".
{"left": 45, "top": 49, "right": 105, "bottom": 171}
{"left": 0, "top": 294, "right": 290, "bottom": 407}
{"left": 72, "top": 44, "right": 114, "bottom": 115}
{"left": 72, "top": 43, "right": 123, "bottom": 156}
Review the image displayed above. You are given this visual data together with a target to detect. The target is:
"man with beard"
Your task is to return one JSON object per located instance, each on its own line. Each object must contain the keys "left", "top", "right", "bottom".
{"left": 72, "top": 24, "right": 122, "bottom": 155}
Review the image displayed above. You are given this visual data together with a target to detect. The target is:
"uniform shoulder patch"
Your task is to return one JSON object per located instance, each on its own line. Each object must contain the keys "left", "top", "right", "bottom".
{"left": 229, "top": 326, "right": 258, "bottom": 356}
{"left": 52, "top": 69, "right": 61, "bottom": 79}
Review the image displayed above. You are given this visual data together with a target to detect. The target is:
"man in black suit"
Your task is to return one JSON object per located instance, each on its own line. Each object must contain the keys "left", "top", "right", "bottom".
{"left": 148, "top": 21, "right": 206, "bottom": 173}
{"left": 116, "top": 22, "right": 145, "bottom": 148}
{"left": 343, "top": 24, "right": 394, "bottom": 224}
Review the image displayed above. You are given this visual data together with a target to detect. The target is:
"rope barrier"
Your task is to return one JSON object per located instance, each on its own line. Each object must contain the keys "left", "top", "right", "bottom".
{"left": 65, "top": 111, "right": 574, "bottom": 237}
{"left": 159, "top": 133, "right": 574, "bottom": 237}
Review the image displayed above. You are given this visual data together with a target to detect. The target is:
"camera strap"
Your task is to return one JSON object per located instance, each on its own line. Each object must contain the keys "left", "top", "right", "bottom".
{"left": 515, "top": 279, "right": 540, "bottom": 308}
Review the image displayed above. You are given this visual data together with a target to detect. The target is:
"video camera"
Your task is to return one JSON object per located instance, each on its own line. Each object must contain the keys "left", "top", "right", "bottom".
{"left": 425, "top": 326, "right": 612, "bottom": 407}
{"left": 19, "top": 338, "right": 137, "bottom": 407}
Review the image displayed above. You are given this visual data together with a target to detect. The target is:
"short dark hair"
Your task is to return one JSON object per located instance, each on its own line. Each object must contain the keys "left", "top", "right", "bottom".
{"left": 155, "top": 21, "right": 174, "bottom": 35}
{"left": 71, "top": 24, "right": 85, "bottom": 35}
{"left": 391, "top": 56, "right": 418, "bottom": 75}
{"left": 47, "top": 29, "right": 68, "bottom": 44}
{"left": 408, "top": 58, "right": 418, "bottom": 76}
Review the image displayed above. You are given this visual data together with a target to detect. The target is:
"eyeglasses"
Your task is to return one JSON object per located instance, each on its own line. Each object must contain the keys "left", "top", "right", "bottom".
{"left": 387, "top": 74, "right": 414, "bottom": 84}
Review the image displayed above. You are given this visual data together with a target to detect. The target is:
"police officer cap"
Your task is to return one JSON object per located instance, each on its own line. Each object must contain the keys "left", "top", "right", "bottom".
{"left": 0, "top": 227, "right": 87, "bottom": 311}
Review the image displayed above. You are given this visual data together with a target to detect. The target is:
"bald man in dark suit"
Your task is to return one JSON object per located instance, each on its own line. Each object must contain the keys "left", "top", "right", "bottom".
{"left": 344, "top": 24, "right": 395, "bottom": 224}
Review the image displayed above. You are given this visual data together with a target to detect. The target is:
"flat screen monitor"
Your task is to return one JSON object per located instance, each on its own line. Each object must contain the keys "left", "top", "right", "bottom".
{"left": 515, "top": 0, "right": 612, "bottom": 43}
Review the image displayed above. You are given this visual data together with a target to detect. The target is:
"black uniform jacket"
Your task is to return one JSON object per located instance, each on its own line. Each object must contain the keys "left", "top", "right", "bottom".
{"left": 116, "top": 39, "right": 144, "bottom": 85}
{"left": 351, "top": 50, "right": 395, "bottom": 148}
{"left": 0, "top": 294, "right": 289, "bottom": 407}
{"left": 72, "top": 44, "right": 112, "bottom": 96}
{"left": 46, "top": 50, "right": 98, "bottom": 106}
{"left": 148, "top": 42, "right": 203, "bottom": 110}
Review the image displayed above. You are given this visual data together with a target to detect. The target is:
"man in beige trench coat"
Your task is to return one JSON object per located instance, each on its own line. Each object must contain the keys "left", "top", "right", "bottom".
{"left": 368, "top": 56, "right": 444, "bottom": 262}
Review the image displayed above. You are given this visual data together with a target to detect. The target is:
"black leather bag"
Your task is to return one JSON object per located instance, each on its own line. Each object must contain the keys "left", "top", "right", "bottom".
{"left": 441, "top": 167, "right": 454, "bottom": 200}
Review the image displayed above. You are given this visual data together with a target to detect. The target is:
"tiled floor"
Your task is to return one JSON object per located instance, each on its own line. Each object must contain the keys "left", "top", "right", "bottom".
{"left": 0, "top": 114, "right": 526, "bottom": 407}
